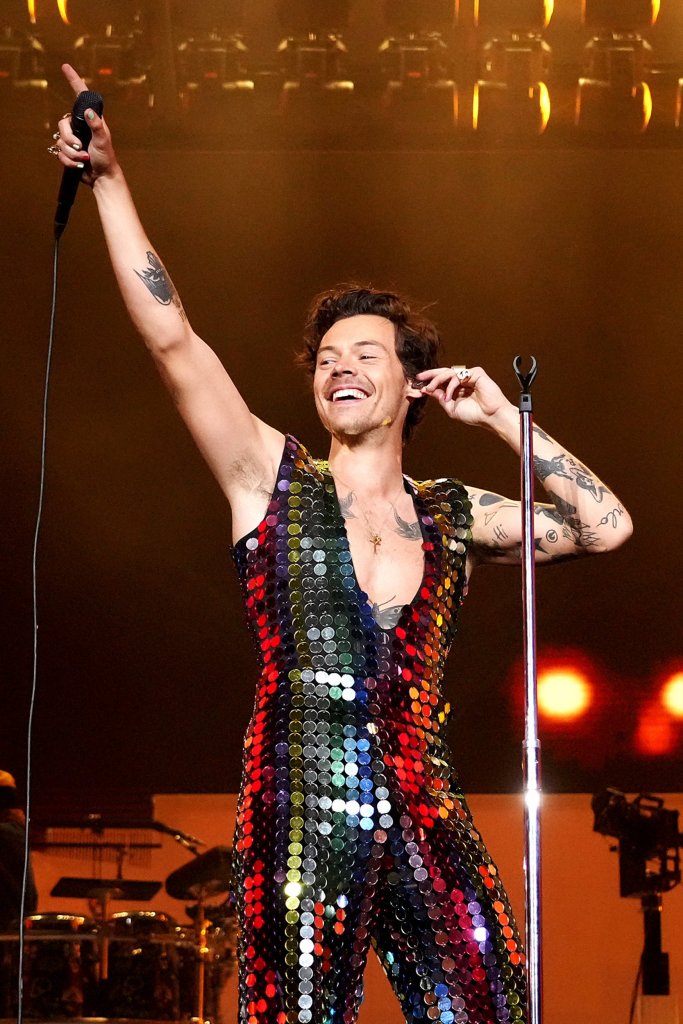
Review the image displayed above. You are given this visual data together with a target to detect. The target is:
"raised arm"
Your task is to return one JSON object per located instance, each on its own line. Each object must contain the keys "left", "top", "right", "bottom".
{"left": 415, "top": 365, "right": 633, "bottom": 568}
{"left": 55, "top": 65, "right": 284, "bottom": 540}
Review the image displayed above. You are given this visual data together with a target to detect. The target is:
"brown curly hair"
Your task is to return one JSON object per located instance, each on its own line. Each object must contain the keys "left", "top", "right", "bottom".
{"left": 297, "top": 284, "right": 442, "bottom": 444}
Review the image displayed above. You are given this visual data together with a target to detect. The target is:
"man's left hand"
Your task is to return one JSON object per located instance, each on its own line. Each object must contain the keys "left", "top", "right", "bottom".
{"left": 414, "top": 365, "right": 514, "bottom": 431}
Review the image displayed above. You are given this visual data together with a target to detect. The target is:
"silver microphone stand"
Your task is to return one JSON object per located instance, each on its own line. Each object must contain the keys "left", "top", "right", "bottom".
{"left": 512, "top": 355, "right": 542, "bottom": 1024}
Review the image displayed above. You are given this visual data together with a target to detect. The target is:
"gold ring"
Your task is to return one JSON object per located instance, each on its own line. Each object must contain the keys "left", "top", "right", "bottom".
{"left": 47, "top": 144, "right": 59, "bottom": 155}
{"left": 61, "top": 111, "right": 72, "bottom": 119}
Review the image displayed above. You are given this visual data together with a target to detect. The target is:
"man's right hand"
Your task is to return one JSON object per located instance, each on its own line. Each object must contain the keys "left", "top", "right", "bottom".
{"left": 56, "top": 63, "right": 118, "bottom": 187}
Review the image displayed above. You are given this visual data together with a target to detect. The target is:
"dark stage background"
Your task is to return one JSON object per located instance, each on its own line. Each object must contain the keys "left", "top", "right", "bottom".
{"left": 2, "top": 11, "right": 682, "bottom": 814}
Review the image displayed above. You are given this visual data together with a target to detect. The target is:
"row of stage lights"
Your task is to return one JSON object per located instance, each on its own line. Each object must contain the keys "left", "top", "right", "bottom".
{"left": 523, "top": 656, "right": 683, "bottom": 759}
{"left": 1, "top": 1, "right": 682, "bottom": 138}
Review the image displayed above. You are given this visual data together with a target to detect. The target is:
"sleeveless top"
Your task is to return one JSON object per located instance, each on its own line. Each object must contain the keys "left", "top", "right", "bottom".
{"left": 232, "top": 435, "right": 474, "bottom": 853}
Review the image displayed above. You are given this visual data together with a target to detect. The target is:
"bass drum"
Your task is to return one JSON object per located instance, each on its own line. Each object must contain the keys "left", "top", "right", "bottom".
{"left": 19, "top": 913, "right": 98, "bottom": 1019}
{"left": 105, "top": 910, "right": 180, "bottom": 1020}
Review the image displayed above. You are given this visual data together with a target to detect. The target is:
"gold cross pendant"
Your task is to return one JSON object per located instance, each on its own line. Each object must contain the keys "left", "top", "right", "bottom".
{"left": 370, "top": 534, "right": 382, "bottom": 553}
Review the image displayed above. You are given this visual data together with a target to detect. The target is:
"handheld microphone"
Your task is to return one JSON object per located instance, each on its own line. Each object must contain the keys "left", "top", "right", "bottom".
{"left": 54, "top": 89, "right": 104, "bottom": 240}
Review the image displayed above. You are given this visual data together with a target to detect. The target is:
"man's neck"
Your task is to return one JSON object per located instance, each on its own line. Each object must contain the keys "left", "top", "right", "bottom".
{"left": 327, "top": 432, "right": 405, "bottom": 499}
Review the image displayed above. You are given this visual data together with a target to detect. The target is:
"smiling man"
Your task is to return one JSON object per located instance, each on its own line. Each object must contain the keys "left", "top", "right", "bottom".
{"left": 53, "top": 64, "right": 631, "bottom": 1024}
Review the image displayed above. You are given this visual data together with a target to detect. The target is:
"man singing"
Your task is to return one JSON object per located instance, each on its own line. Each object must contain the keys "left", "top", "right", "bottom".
{"left": 52, "top": 64, "right": 631, "bottom": 1024}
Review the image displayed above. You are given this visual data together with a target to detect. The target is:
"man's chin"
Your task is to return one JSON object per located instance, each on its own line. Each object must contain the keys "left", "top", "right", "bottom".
{"left": 324, "top": 414, "right": 390, "bottom": 443}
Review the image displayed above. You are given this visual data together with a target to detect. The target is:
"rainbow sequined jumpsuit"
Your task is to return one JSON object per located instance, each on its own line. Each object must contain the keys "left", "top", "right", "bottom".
{"left": 232, "top": 436, "right": 526, "bottom": 1024}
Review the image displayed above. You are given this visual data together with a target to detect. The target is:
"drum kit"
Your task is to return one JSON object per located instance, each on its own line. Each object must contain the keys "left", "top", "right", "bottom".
{"left": 0, "top": 844, "right": 235, "bottom": 1024}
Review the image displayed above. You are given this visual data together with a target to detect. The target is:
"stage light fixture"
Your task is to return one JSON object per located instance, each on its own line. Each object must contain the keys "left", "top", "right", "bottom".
{"left": 582, "top": 0, "right": 660, "bottom": 34}
{"left": 0, "top": 8, "right": 48, "bottom": 127}
{"left": 379, "top": 1, "right": 457, "bottom": 130}
{"left": 593, "top": 789, "right": 680, "bottom": 999}
{"left": 177, "top": 33, "right": 253, "bottom": 103}
{"left": 379, "top": 32, "right": 457, "bottom": 129}
{"left": 278, "top": 33, "right": 353, "bottom": 94}
{"left": 0, "top": 23, "right": 42, "bottom": 72}
{"left": 172, "top": 4, "right": 253, "bottom": 110}
{"left": 661, "top": 672, "right": 683, "bottom": 718}
{"left": 576, "top": 0, "right": 658, "bottom": 134}
{"left": 275, "top": 4, "right": 355, "bottom": 128}
{"left": 537, "top": 666, "right": 592, "bottom": 721}
{"left": 576, "top": 36, "right": 653, "bottom": 133}
{"left": 472, "top": 35, "right": 551, "bottom": 134}
{"left": 73, "top": 25, "right": 148, "bottom": 90}
{"left": 474, "top": 0, "right": 553, "bottom": 33}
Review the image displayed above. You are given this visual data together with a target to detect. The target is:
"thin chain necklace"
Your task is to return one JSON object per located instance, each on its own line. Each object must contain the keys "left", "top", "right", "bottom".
{"left": 329, "top": 468, "right": 405, "bottom": 555}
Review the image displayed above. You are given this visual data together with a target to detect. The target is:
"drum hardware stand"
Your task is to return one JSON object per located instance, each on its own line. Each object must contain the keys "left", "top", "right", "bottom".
{"left": 193, "top": 890, "right": 211, "bottom": 1024}
{"left": 165, "top": 845, "right": 234, "bottom": 1024}
{"left": 513, "top": 355, "right": 543, "bottom": 1024}
{"left": 50, "top": 877, "right": 162, "bottom": 986}
{"left": 88, "top": 885, "right": 120, "bottom": 982}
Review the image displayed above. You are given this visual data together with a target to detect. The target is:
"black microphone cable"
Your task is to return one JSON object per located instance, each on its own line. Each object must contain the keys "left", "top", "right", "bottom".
{"left": 17, "top": 86, "right": 104, "bottom": 1021}
{"left": 17, "top": 232, "right": 62, "bottom": 1024}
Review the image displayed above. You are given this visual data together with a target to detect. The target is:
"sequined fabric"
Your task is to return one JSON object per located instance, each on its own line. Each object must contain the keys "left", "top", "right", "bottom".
{"left": 232, "top": 436, "right": 526, "bottom": 1024}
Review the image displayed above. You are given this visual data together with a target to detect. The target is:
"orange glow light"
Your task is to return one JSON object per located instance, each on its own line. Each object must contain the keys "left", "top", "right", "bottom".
{"left": 543, "top": 1, "right": 555, "bottom": 29}
{"left": 58, "top": 0, "right": 70, "bottom": 25}
{"left": 640, "top": 81, "right": 653, "bottom": 132}
{"left": 538, "top": 666, "right": 592, "bottom": 721}
{"left": 538, "top": 81, "right": 551, "bottom": 132}
{"left": 636, "top": 703, "right": 675, "bottom": 757}
{"left": 661, "top": 672, "right": 683, "bottom": 718}
{"left": 651, "top": 0, "right": 661, "bottom": 26}
{"left": 27, "top": 0, "right": 36, "bottom": 23}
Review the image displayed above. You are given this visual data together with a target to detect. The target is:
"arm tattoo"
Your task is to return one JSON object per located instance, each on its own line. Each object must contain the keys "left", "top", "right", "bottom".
{"left": 547, "top": 492, "right": 577, "bottom": 518}
{"left": 481, "top": 538, "right": 546, "bottom": 560}
{"left": 597, "top": 505, "right": 625, "bottom": 529}
{"left": 534, "top": 453, "right": 572, "bottom": 482}
{"left": 572, "top": 470, "right": 609, "bottom": 503}
{"left": 546, "top": 491, "right": 599, "bottom": 549}
{"left": 534, "top": 506, "right": 564, "bottom": 525}
{"left": 533, "top": 425, "right": 552, "bottom": 442}
{"left": 338, "top": 491, "right": 356, "bottom": 520}
{"left": 479, "top": 492, "right": 512, "bottom": 524}
{"left": 134, "top": 251, "right": 186, "bottom": 321}
{"left": 564, "top": 516, "right": 600, "bottom": 548}
{"left": 493, "top": 524, "right": 509, "bottom": 543}
{"left": 393, "top": 509, "right": 422, "bottom": 541}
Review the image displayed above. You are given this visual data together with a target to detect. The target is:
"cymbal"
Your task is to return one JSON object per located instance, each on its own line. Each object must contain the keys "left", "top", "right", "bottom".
{"left": 165, "top": 845, "right": 232, "bottom": 901}
{"left": 50, "top": 877, "right": 162, "bottom": 901}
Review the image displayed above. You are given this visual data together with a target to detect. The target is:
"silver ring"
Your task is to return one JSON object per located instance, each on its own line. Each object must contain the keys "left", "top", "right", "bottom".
{"left": 451, "top": 365, "right": 471, "bottom": 381}
{"left": 47, "top": 144, "right": 59, "bottom": 156}
{"left": 52, "top": 131, "right": 60, "bottom": 141}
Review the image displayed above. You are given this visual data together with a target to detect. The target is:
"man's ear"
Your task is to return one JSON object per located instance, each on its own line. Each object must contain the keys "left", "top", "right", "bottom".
{"left": 405, "top": 379, "right": 425, "bottom": 400}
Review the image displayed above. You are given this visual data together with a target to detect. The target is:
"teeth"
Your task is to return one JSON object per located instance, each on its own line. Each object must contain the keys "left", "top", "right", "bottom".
{"left": 331, "top": 389, "right": 367, "bottom": 402}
